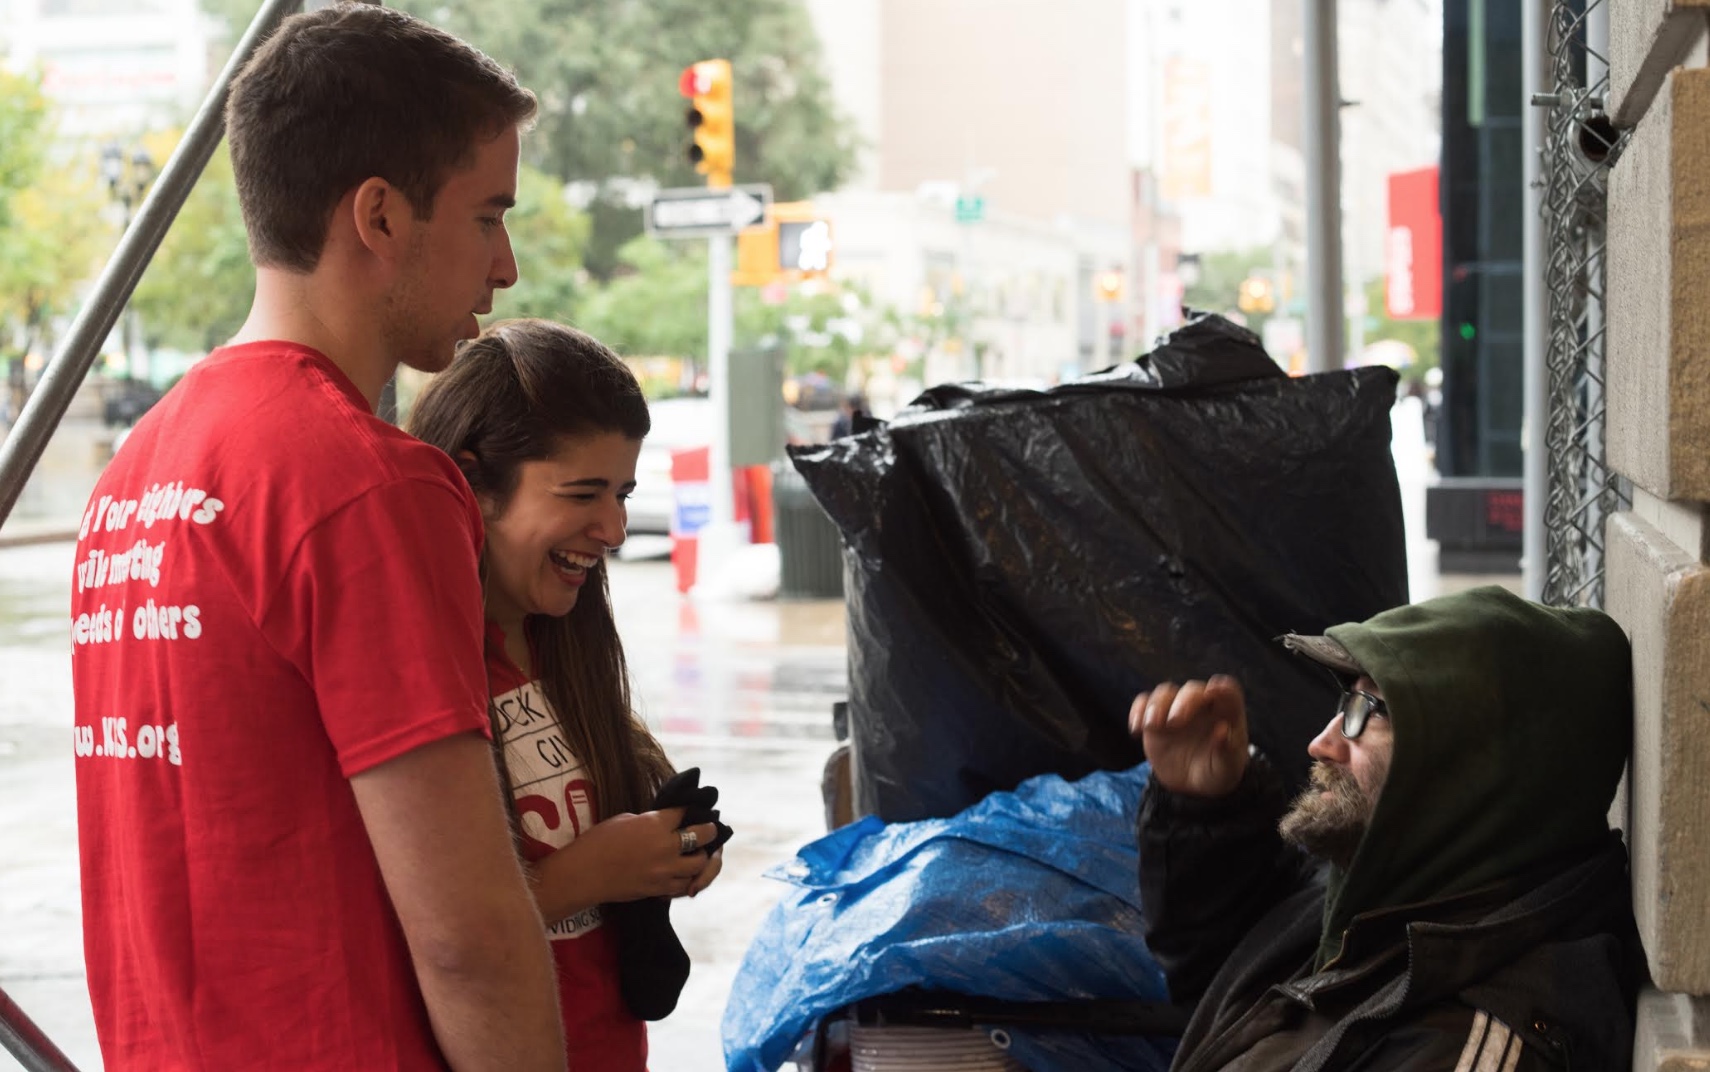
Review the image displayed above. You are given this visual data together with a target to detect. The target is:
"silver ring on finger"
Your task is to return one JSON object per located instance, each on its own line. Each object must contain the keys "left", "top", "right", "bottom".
{"left": 678, "top": 828, "right": 700, "bottom": 854}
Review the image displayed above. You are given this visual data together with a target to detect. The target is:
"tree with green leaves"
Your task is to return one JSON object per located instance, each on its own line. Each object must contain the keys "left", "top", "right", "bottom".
{"left": 489, "top": 165, "right": 593, "bottom": 323}
{"left": 389, "top": 0, "right": 858, "bottom": 278}
{"left": 1362, "top": 276, "right": 1440, "bottom": 386}
{"left": 0, "top": 69, "right": 112, "bottom": 380}
{"left": 740, "top": 279, "right": 891, "bottom": 384}
{"left": 1182, "top": 246, "right": 1278, "bottom": 340}
{"left": 0, "top": 66, "right": 54, "bottom": 364}
{"left": 200, "top": 0, "right": 861, "bottom": 280}
{"left": 571, "top": 236, "right": 710, "bottom": 358}
{"left": 380, "top": 0, "right": 856, "bottom": 191}
{"left": 130, "top": 143, "right": 254, "bottom": 355}
{"left": 570, "top": 234, "right": 890, "bottom": 385}
{"left": 200, "top": 0, "right": 858, "bottom": 285}
{"left": 201, "top": 0, "right": 855, "bottom": 205}
{"left": 0, "top": 68, "right": 45, "bottom": 239}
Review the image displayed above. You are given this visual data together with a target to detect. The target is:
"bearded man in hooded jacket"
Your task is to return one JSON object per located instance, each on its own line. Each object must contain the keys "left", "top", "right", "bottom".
{"left": 1131, "top": 585, "right": 1648, "bottom": 1071}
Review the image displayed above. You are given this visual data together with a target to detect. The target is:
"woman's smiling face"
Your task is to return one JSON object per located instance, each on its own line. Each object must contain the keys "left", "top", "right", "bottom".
{"left": 479, "top": 432, "right": 641, "bottom": 631}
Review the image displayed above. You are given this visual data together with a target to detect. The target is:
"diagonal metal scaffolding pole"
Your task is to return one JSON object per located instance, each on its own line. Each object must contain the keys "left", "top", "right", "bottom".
{"left": 1303, "top": 0, "right": 1345, "bottom": 373}
{"left": 0, "top": 987, "right": 81, "bottom": 1072}
{"left": 0, "top": 0, "right": 304, "bottom": 530}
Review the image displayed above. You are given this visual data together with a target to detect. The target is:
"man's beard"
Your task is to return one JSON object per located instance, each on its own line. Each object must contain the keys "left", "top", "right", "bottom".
{"left": 1278, "top": 761, "right": 1380, "bottom": 869}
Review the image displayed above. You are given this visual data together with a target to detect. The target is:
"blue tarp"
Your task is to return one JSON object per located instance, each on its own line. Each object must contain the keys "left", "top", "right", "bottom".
{"left": 721, "top": 764, "right": 1177, "bottom": 1072}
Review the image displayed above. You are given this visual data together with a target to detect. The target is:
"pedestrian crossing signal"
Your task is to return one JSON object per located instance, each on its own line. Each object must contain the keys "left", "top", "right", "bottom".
{"left": 732, "top": 202, "right": 834, "bottom": 285}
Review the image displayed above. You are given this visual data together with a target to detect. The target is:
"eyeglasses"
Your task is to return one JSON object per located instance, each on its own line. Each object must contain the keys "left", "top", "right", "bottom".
{"left": 1338, "top": 689, "right": 1389, "bottom": 739}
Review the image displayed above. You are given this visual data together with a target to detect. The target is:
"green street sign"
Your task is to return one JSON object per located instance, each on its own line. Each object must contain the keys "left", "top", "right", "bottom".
{"left": 954, "top": 195, "right": 985, "bottom": 223}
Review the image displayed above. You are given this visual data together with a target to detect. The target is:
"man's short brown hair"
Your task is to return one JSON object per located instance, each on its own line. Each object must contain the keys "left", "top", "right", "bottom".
{"left": 226, "top": 4, "right": 537, "bottom": 272}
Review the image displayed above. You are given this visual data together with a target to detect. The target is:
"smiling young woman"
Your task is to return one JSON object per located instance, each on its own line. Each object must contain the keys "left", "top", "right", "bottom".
{"left": 408, "top": 318, "right": 722, "bottom": 1070}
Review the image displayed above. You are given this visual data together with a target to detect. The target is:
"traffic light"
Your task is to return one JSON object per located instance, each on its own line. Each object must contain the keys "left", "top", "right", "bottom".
{"left": 1237, "top": 275, "right": 1276, "bottom": 314}
{"left": 1093, "top": 270, "right": 1125, "bottom": 303}
{"left": 779, "top": 218, "right": 833, "bottom": 274}
{"left": 680, "top": 59, "right": 734, "bottom": 188}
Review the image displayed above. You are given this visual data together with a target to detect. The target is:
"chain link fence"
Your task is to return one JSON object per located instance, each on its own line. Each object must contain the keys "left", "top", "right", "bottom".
{"left": 1539, "top": 0, "right": 1629, "bottom": 609}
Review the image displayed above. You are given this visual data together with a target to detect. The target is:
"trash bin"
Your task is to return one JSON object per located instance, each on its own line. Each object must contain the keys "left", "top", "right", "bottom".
{"left": 772, "top": 460, "right": 844, "bottom": 599}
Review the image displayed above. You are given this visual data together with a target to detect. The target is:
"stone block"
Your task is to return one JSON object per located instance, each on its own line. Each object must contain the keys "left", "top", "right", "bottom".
{"left": 1635, "top": 990, "right": 1710, "bottom": 1070}
{"left": 1608, "top": 68, "right": 1710, "bottom": 501}
{"left": 1612, "top": 0, "right": 1710, "bottom": 128}
{"left": 1631, "top": 485, "right": 1708, "bottom": 562}
{"left": 1607, "top": 511, "right": 1710, "bottom": 993}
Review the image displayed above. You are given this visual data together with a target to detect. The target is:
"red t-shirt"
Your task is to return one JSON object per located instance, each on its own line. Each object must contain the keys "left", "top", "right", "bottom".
{"left": 71, "top": 342, "right": 491, "bottom": 1070}
{"left": 485, "top": 626, "right": 648, "bottom": 1071}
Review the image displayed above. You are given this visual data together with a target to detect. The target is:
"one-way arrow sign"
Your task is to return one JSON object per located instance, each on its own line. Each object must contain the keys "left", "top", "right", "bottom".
{"left": 646, "top": 184, "right": 773, "bottom": 238}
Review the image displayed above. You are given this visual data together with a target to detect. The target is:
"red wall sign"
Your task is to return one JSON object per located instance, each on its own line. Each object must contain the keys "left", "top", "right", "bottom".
{"left": 1386, "top": 167, "right": 1443, "bottom": 321}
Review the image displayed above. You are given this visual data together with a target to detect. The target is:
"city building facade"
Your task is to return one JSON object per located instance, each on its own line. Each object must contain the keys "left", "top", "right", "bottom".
{"left": 1130, "top": 0, "right": 1439, "bottom": 365}
{"left": 803, "top": 0, "right": 1139, "bottom": 385}
{"left": 0, "top": 0, "right": 213, "bottom": 142}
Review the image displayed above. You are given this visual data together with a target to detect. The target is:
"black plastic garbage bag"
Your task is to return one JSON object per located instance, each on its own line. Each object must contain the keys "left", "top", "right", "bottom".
{"left": 790, "top": 314, "right": 1408, "bottom": 823}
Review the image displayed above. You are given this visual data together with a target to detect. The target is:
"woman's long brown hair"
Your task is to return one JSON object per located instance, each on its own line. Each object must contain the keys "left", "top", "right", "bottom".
{"left": 407, "top": 318, "right": 673, "bottom": 818}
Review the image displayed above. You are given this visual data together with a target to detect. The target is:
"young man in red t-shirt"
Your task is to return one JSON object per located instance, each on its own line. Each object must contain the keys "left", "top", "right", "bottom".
{"left": 69, "top": 7, "right": 564, "bottom": 1070}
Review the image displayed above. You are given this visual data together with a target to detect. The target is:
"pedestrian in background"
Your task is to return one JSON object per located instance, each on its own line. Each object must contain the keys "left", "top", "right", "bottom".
{"left": 410, "top": 318, "right": 728, "bottom": 1071}
{"left": 830, "top": 391, "right": 868, "bottom": 439}
{"left": 68, "top": 6, "right": 564, "bottom": 1069}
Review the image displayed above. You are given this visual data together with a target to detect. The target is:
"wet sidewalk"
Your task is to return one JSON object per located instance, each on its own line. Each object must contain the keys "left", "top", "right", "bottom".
{"left": 615, "top": 556, "right": 848, "bottom": 1070}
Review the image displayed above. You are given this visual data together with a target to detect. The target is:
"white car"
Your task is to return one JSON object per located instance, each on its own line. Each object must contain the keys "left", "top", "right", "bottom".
{"left": 628, "top": 396, "right": 713, "bottom": 535}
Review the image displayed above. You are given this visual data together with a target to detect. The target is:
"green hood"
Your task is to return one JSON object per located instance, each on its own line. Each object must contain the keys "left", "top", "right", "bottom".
{"left": 1314, "top": 586, "right": 1632, "bottom": 966}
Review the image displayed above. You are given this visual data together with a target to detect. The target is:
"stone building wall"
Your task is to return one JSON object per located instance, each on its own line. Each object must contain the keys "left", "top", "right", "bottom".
{"left": 1605, "top": 1, "right": 1710, "bottom": 1064}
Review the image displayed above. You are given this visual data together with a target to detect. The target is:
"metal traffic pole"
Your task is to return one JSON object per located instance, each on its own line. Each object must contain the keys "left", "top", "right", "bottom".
{"left": 701, "top": 229, "right": 739, "bottom": 586}
{"left": 1303, "top": 0, "right": 1345, "bottom": 373}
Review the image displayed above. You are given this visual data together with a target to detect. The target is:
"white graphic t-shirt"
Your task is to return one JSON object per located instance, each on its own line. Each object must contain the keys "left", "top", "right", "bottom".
{"left": 490, "top": 676, "right": 603, "bottom": 939}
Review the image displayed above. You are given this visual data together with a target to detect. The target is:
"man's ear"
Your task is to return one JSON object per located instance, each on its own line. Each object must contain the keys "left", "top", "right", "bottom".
{"left": 351, "top": 177, "right": 408, "bottom": 258}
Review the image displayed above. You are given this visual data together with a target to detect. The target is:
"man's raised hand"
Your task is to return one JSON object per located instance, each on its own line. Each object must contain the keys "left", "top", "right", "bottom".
{"left": 1129, "top": 675, "right": 1250, "bottom": 798}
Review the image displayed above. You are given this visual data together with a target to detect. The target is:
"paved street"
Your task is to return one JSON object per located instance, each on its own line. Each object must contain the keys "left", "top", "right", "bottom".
{"left": 0, "top": 537, "right": 847, "bottom": 1072}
